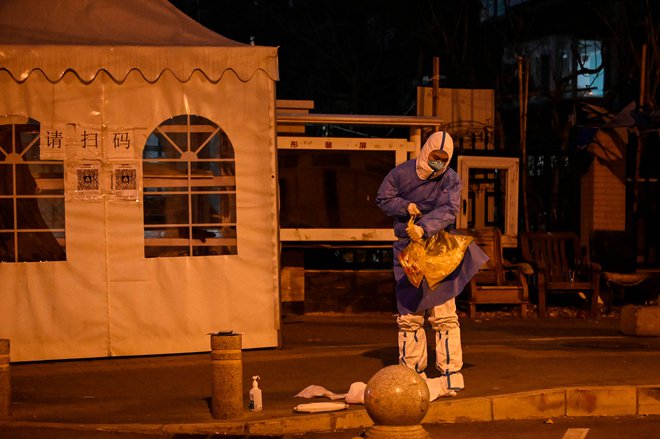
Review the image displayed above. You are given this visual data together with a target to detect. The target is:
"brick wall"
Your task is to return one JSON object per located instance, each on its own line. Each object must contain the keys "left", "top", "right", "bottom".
{"left": 581, "top": 155, "right": 626, "bottom": 250}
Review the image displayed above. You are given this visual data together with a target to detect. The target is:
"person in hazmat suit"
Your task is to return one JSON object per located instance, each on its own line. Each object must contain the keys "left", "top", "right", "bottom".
{"left": 376, "top": 131, "right": 488, "bottom": 391}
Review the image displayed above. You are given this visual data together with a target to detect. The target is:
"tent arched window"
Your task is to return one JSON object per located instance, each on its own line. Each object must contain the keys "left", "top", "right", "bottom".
{"left": 142, "top": 114, "right": 237, "bottom": 258}
{"left": 0, "top": 116, "right": 66, "bottom": 262}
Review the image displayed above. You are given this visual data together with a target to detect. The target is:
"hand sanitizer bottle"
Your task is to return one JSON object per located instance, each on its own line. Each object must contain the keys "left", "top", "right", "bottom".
{"left": 249, "top": 375, "right": 263, "bottom": 412}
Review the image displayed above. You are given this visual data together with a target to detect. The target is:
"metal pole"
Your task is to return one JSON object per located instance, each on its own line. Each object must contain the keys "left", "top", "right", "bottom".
{"left": 632, "top": 44, "right": 647, "bottom": 262}
{"left": 518, "top": 55, "right": 530, "bottom": 233}
{"left": 432, "top": 56, "right": 440, "bottom": 118}
{"left": 210, "top": 332, "right": 243, "bottom": 419}
{"left": 639, "top": 44, "right": 647, "bottom": 109}
{"left": 0, "top": 339, "right": 9, "bottom": 417}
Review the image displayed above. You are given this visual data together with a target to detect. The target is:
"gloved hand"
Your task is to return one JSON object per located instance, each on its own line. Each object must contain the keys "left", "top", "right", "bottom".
{"left": 406, "top": 224, "right": 424, "bottom": 241}
{"left": 407, "top": 203, "right": 422, "bottom": 217}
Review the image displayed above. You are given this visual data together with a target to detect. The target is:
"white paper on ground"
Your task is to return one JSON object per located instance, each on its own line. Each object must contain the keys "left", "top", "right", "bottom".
{"left": 294, "top": 385, "right": 346, "bottom": 400}
{"left": 345, "top": 381, "right": 366, "bottom": 404}
{"left": 295, "top": 375, "right": 456, "bottom": 407}
{"left": 294, "top": 402, "right": 349, "bottom": 413}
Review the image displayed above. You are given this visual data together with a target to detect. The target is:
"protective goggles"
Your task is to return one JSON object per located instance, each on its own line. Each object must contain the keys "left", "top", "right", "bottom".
{"left": 428, "top": 159, "right": 447, "bottom": 172}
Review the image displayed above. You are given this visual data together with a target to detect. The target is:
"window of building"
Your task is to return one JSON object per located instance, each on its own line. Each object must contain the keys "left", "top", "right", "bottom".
{"left": 524, "top": 37, "right": 604, "bottom": 98}
{"left": 456, "top": 156, "right": 519, "bottom": 247}
{"left": 576, "top": 40, "right": 604, "bottom": 97}
{"left": 142, "top": 114, "right": 237, "bottom": 258}
{"left": 481, "top": 0, "right": 530, "bottom": 21}
{"left": 0, "top": 117, "right": 66, "bottom": 262}
{"left": 278, "top": 149, "right": 394, "bottom": 229}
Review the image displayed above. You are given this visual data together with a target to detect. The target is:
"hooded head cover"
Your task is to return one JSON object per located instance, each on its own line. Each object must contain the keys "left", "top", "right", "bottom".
{"left": 416, "top": 131, "right": 454, "bottom": 180}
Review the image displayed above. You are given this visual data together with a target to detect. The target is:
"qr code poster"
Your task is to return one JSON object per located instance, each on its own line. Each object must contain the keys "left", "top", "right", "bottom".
{"left": 113, "top": 168, "right": 137, "bottom": 190}
{"left": 76, "top": 168, "right": 99, "bottom": 191}
{"left": 70, "top": 163, "right": 103, "bottom": 201}
{"left": 110, "top": 165, "right": 139, "bottom": 201}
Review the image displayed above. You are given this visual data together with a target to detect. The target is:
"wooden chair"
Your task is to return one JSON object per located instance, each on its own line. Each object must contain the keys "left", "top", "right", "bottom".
{"left": 590, "top": 230, "right": 653, "bottom": 312}
{"left": 520, "top": 231, "right": 600, "bottom": 318}
{"left": 458, "top": 227, "right": 530, "bottom": 318}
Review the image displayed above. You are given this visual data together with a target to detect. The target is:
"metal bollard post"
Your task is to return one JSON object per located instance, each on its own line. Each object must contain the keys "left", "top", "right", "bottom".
{"left": 0, "top": 339, "right": 9, "bottom": 417}
{"left": 210, "top": 332, "right": 243, "bottom": 419}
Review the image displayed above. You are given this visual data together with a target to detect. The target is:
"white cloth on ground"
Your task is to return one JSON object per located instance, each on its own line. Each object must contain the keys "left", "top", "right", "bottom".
{"left": 294, "top": 385, "right": 346, "bottom": 400}
{"left": 295, "top": 375, "right": 457, "bottom": 405}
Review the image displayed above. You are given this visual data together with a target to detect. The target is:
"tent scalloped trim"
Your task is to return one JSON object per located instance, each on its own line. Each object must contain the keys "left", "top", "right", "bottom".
{"left": 0, "top": 45, "right": 280, "bottom": 84}
{"left": 0, "top": 66, "right": 277, "bottom": 85}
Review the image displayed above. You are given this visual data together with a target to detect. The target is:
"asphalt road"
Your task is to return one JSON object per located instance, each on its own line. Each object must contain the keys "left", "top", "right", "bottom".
{"left": 2, "top": 415, "right": 659, "bottom": 438}
{"left": 299, "top": 415, "right": 660, "bottom": 439}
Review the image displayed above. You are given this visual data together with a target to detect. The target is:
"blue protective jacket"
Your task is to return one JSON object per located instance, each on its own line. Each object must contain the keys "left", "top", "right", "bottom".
{"left": 376, "top": 160, "right": 461, "bottom": 240}
{"left": 376, "top": 132, "right": 488, "bottom": 314}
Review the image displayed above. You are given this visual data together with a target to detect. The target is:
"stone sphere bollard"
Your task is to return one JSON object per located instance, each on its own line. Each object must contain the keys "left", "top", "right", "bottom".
{"left": 363, "top": 365, "right": 430, "bottom": 439}
{"left": 0, "top": 339, "right": 9, "bottom": 417}
{"left": 210, "top": 332, "right": 243, "bottom": 419}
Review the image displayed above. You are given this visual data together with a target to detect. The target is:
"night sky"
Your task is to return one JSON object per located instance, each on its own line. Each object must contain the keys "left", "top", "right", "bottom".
{"left": 168, "top": 0, "right": 489, "bottom": 117}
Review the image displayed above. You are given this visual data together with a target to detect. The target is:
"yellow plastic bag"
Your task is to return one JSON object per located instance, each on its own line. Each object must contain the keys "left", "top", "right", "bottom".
{"left": 399, "top": 238, "right": 426, "bottom": 288}
{"left": 398, "top": 217, "right": 473, "bottom": 289}
{"left": 423, "top": 230, "right": 473, "bottom": 289}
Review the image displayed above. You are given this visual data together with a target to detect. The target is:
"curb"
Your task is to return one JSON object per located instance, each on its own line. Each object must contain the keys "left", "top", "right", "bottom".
{"left": 1, "top": 385, "right": 659, "bottom": 437}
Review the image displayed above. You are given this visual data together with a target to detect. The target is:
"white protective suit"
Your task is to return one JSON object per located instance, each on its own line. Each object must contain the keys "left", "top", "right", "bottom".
{"left": 376, "top": 131, "right": 482, "bottom": 390}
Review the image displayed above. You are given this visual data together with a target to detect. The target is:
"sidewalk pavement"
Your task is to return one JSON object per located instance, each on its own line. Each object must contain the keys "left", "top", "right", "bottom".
{"left": 1, "top": 310, "right": 660, "bottom": 437}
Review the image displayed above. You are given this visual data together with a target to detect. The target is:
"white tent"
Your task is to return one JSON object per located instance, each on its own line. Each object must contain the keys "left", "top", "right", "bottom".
{"left": 0, "top": 0, "right": 281, "bottom": 361}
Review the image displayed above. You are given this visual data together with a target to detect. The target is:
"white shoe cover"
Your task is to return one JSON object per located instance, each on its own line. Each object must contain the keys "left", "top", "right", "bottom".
{"left": 424, "top": 377, "right": 448, "bottom": 401}
{"left": 445, "top": 372, "right": 464, "bottom": 391}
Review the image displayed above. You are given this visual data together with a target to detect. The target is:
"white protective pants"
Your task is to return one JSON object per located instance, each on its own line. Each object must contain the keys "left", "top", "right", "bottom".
{"left": 397, "top": 298, "right": 464, "bottom": 390}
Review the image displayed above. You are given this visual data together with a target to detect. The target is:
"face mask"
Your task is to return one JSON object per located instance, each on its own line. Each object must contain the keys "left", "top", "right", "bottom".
{"left": 428, "top": 160, "right": 446, "bottom": 172}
